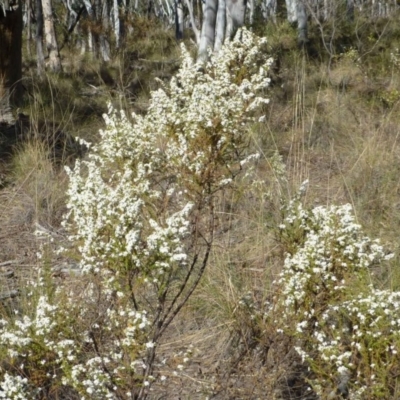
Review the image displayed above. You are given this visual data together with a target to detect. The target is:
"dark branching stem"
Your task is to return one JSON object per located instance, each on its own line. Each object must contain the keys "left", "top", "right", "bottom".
{"left": 161, "top": 244, "right": 211, "bottom": 334}
{"left": 138, "top": 208, "right": 215, "bottom": 399}
{"left": 128, "top": 270, "right": 139, "bottom": 311}
{"left": 137, "top": 244, "right": 212, "bottom": 400}
{"left": 156, "top": 205, "right": 215, "bottom": 338}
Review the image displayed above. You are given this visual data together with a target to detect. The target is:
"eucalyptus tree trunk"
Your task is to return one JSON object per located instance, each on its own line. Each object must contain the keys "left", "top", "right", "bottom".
{"left": 162, "top": 0, "right": 174, "bottom": 20}
{"left": 225, "top": 0, "right": 246, "bottom": 40}
{"left": 184, "top": 0, "right": 200, "bottom": 44}
{"left": 197, "top": 0, "right": 217, "bottom": 64}
{"left": 248, "top": 0, "right": 254, "bottom": 25}
{"left": 36, "top": 0, "right": 45, "bottom": 74}
{"left": 26, "top": 0, "right": 32, "bottom": 55}
{"left": 285, "top": 0, "right": 308, "bottom": 45}
{"left": 175, "top": 0, "right": 184, "bottom": 39}
{"left": 97, "top": 0, "right": 111, "bottom": 61}
{"left": 297, "top": 0, "right": 307, "bottom": 45}
{"left": 77, "top": 26, "right": 86, "bottom": 55}
{"left": 197, "top": 0, "right": 246, "bottom": 62}
{"left": 261, "top": 0, "right": 276, "bottom": 22}
{"left": 0, "top": 0, "right": 22, "bottom": 121}
{"left": 42, "top": 0, "right": 62, "bottom": 71}
{"left": 112, "top": 0, "right": 120, "bottom": 47}
{"left": 214, "top": 0, "right": 225, "bottom": 52}
{"left": 323, "top": 0, "right": 328, "bottom": 20}
{"left": 81, "top": 0, "right": 94, "bottom": 55}
{"left": 285, "top": 0, "right": 297, "bottom": 22}
{"left": 81, "top": 0, "right": 110, "bottom": 61}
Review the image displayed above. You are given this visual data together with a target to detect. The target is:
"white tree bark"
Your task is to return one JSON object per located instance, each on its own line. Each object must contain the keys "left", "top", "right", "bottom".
{"left": 297, "top": 0, "right": 307, "bottom": 45}
{"left": 184, "top": 0, "right": 200, "bottom": 44}
{"left": 197, "top": 0, "right": 218, "bottom": 64}
{"left": 42, "top": 0, "right": 62, "bottom": 71}
{"left": 36, "top": 0, "right": 45, "bottom": 74}
{"left": 100, "top": 0, "right": 111, "bottom": 61}
{"left": 261, "top": 0, "right": 276, "bottom": 22}
{"left": 323, "top": 0, "right": 329, "bottom": 20}
{"left": 26, "top": 0, "right": 32, "bottom": 56}
{"left": 248, "top": 0, "right": 254, "bottom": 26}
{"left": 226, "top": 0, "right": 246, "bottom": 40}
{"left": 214, "top": 0, "right": 226, "bottom": 52}
{"left": 99, "top": 36, "right": 111, "bottom": 61}
{"left": 285, "top": 0, "right": 307, "bottom": 45}
{"left": 87, "top": 30, "right": 94, "bottom": 55}
{"left": 78, "top": 28, "right": 87, "bottom": 55}
{"left": 0, "top": 0, "right": 22, "bottom": 119}
{"left": 285, "top": 0, "right": 297, "bottom": 22}
{"left": 112, "top": 0, "right": 120, "bottom": 48}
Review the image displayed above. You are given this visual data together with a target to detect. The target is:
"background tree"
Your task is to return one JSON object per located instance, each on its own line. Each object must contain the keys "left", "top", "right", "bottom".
{"left": 42, "top": 0, "right": 62, "bottom": 71}
{"left": 0, "top": 0, "right": 22, "bottom": 122}
{"left": 36, "top": 0, "right": 45, "bottom": 74}
{"left": 197, "top": 0, "right": 218, "bottom": 63}
{"left": 174, "top": 0, "right": 184, "bottom": 40}
{"left": 197, "top": 0, "right": 246, "bottom": 63}
{"left": 285, "top": 0, "right": 308, "bottom": 44}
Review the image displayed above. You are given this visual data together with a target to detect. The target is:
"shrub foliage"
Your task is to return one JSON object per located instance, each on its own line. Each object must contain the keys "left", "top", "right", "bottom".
{"left": 0, "top": 29, "right": 272, "bottom": 399}
{"left": 274, "top": 193, "right": 398, "bottom": 398}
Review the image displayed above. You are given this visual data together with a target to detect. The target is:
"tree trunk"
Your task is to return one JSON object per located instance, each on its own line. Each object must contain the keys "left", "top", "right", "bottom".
{"left": 248, "top": 0, "right": 254, "bottom": 25}
{"left": 81, "top": 0, "right": 94, "bottom": 56}
{"left": 26, "top": 0, "right": 32, "bottom": 56}
{"left": 214, "top": 0, "right": 226, "bottom": 52}
{"left": 285, "top": 0, "right": 308, "bottom": 46}
{"left": 99, "top": 34, "right": 111, "bottom": 61}
{"left": 261, "top": 0, "right": 277, "bottom": 22}
{"left": 113, "top": 0, "right": 121, "bottom": 47}
{"left": 175, "top": 0, "right": 184, "bottom": 40}
{"left": 96, "top": 0, "right": 111, "bottom": 61}
{"left": 297, "top": 0, "right": 308, "bottom": 45}
{"left": 88, "top": 30, "right": 94, "bottom": 55}
{"left": 285, "top": 0, "right": 297, "bottom": 22}
{"left": 226, "top": 0, "right": 246, "bottom": 40}
{"left": 0, "top": 0, "right": 22, "bottom": 122}
{"left": 323, "top": 0, "right": 328, "bottom": 20}
{"left": 197, "top": 0, "right": 218, "bottom": 64}
{"left": 42, "top": 0, "right": 62, "bottom": 71}
{"left": 184, "top": 0, "right": 200, "bottom": 44}
{"left": 36, "top": 0, "right": 45, "bottom": 74}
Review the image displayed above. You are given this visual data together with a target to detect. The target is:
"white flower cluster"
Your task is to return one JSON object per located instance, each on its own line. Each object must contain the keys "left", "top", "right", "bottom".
{"left": 63, "top": 28, "right": 271, "bottom": 280}
{"left": 0, "top": 294, "right": 69, "bottom": 397}
{"left": 278, "top": 202, "right": 390, "bottom": 315}
{"left": 0, "top": 296, "right": 57, "bottom": 358}
{"left": 64, "top": 357, "right": 118, "bottom": 399}
{"left": 67, "top": 301, "right": 150, "bottom": 397}
{"left": 0, "top": 374, "right": 29, "bottom": 399}
{"left": 0, "top": 286, "right": 152, "bottom": 398}
{"left": 276, "top": 198, "right": 400, "bottom": 397}
{"left": 0, "top": 29, "right": 273, "bottom": 398}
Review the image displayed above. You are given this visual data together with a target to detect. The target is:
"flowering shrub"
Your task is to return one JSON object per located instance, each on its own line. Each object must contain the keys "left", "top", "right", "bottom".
{"left": 275, "top": 195, "right": 399, "bottom": 398}
{"left": 0, "top": 29, "right": 272, "bottom": 398}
